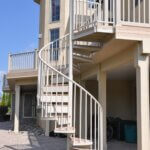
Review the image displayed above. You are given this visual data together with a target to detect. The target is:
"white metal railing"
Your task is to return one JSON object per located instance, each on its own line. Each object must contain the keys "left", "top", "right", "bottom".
{"left": 74, "top": 0, "right": 115, "bottom": 32}
{"left": 8, "top": 50, "right": 38, "bottom": 72}
{"left": 38, "top": 34, "right": 103, "bottom": 150}
{"left": 120, "top": 0, "right": 150, "bottom": 25}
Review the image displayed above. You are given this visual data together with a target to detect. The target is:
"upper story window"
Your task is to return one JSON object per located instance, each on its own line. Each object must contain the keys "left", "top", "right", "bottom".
{"left": 51, "top": 0, "right": 60, "bottom": 22}
{"left": 50, "top": 28, "right": 60, "bottom": 60}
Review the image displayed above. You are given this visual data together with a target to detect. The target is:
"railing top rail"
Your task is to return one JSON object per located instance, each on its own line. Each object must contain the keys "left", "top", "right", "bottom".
{"left": 9, "top": 50, "right": 36, "bottom": 57}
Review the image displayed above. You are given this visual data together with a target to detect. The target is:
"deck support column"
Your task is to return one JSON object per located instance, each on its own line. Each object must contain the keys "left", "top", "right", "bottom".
{"left": 14, "top": 85, "right": 20, "bottom": 133}
{"left": 135, "top": 45, "right": 150, "bottom": 150}
{"left": 97, "top": 65, "right": 106, "bottom": 150}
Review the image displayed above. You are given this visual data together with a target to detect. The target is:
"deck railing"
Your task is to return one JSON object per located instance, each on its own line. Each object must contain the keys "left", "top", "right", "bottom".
{"left": 73, "top": 0, "right": 116, "bottom": 32}
{"left": 120, "top": 0, "right": 150, "bottom": 25}
{"left": 8, "top": 50, "right": 38, "bottom": 72}
{"left": 74, "top": 0, "right": 150, "bottom": 32}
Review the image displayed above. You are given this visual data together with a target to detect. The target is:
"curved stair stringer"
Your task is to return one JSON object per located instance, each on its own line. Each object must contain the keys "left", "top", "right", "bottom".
{"left": 37, "top": 34, "right": 103, "bottom": 150}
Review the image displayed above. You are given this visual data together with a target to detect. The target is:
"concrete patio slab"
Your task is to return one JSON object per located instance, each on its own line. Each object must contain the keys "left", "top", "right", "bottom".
{"left": 0, "top": 121, "right": 67, "bottom": 150}
{"left": 0, "top": 122, "right": 137, "bottom": 150}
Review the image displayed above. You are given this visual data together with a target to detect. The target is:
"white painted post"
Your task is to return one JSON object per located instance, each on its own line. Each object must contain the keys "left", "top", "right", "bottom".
{"left": 134, "top": 44, "right": 150, "bottom": 150}
{"left": 67, "top": 0, "right": 73, "bottom": 149}
{"left": 14, "top": 85, "right": 20, "bottom": 133}
{"left": 69, "top": 0, "right": 73, "bottom": 126}
{"left": 97, "top": 65, "right": 106, "bottom": 150}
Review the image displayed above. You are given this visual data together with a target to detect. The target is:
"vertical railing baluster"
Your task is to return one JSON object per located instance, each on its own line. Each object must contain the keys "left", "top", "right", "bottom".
{"left": 128, "top": 0, "right": 130, "bottom": 22}
{"left": 45, "top": 66, "right": 48, "bottom": 118}
{"left": 79, "top": 88, "right": 82, "bottom": 142}
{"left": 138, "top": 0, "right": 141, "bottom": 23}
{"left": 122, "top": 0, "right": 125, "bottom": 22}
{"left": 98, "top": 106, "right": 100, "bottom": 150}
{"left": 85, "top": 92, "right": 87, "bottom": 140}
{"left": 149, "top": 0, "right": 150, "bottom": 23}
{"left": 94, "top": 102, "right": 96, "bottom": 150}
{"left": 62, "top": 77, "right": 65, "bottom": 129}
{"left": 143, "top": 0, "right": 145, "bottom": 23}
{"left": 113, "top": 0, "right": 115, "bottom": 24}
{"left": 73, "top": 84, "right": 76, "bottom": 134}
{"left": 110, "top": 0, "right": 112, "bottom": 23}
{"left": 90, "top": 97, "right": 92, "bottom": 142}
{"left": 55, "top": 73, "right": 58, "bottom": 129}
{"left": 50, "top": 70, "right": 54, "bottom": 117}
{"left": 133, "top": 0, "right": 135, "bottom": 22}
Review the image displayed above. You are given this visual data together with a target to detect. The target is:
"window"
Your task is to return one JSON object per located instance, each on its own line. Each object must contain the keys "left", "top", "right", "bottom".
{"left": 51, "top": 0, "right": 60, "bottom": 22}
{"left": 50, "top": 28, "right": 59, "bottom": 60}
{"left": 51, "top": 28, "right": 59, "bottom": 43}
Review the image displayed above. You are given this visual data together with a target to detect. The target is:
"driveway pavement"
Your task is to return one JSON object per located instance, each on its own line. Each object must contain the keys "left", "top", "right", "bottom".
{"left": 0, "top": 122, "right": 67, "bottom": 150}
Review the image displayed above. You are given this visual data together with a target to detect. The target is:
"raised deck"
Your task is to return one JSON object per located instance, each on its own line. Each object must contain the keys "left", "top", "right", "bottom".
{"left": 73, "top": 0, "right": 150, "bottom": 42}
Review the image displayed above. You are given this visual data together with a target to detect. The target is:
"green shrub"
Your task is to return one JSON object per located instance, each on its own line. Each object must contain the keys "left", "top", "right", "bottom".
{"left": 0, "top": 93, "right": 11, "bottom": 107}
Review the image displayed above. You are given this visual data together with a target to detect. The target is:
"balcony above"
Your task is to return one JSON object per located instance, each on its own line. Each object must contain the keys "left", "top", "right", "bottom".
{"left": 73, "top": 0, "right": 150, "bottom": 42}
{"left": 7, "top": 50, "right": 38, "bottom": 80}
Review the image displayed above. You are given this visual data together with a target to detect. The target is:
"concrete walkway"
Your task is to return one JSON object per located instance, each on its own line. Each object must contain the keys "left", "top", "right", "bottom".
{"left": 0, "top": 122, "right": 66, "bottom": 150}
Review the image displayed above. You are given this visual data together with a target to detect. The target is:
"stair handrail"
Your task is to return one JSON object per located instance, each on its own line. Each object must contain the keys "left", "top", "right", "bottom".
{"left": 38, "top": 34, "right": 103, "bottom": 150}
{"left": 38, "top": 36, "right": 103, "bottom": 111}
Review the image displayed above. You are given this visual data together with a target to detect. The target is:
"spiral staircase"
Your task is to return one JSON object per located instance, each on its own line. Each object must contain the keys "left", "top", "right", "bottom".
{"left": 37, "top": 33, "right": 103, "bottom": 150}
{"left": 37, "top": 0, "right": 104, "bottom": 149}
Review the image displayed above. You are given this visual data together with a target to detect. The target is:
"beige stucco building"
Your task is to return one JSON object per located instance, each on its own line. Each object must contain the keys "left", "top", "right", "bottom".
{"left": 3, "top": 0, "right": 150, "bottom": 150}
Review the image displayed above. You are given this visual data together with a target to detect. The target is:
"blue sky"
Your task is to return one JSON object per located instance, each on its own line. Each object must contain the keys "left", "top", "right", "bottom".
{"left": 0, "top": 0, "right": 39, "bottom": 93}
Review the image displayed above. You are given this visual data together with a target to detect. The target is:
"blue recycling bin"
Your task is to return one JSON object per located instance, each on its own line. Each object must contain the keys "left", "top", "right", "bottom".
{"left": 124, "top": 122, "right": 137, "bottom": 143}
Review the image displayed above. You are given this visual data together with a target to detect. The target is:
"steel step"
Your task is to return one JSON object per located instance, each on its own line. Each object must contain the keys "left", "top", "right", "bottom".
{"left": 54, "top": 127, "right": 75, "bottom": 134}
{"left": 70, "top": 137, "right": 93, "bottom": 147}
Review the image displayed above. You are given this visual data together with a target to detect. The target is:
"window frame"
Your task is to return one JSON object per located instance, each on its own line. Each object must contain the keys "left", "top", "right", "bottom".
{"left": 50, "top": 0, "right": 61, "bottom": 23}
{"left": 50, "top": 28, "right": 60, "bottom": 61}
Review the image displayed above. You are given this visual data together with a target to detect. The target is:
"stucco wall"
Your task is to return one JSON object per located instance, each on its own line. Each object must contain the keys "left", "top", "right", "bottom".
{"left": 85, "top": 79, "right": 136, "bottom": 121}
{"left": 38, "top": 0, "right": 70, "bottom": 49}
{"left": 107, "top": 80, "right": 136, "bottom": 121}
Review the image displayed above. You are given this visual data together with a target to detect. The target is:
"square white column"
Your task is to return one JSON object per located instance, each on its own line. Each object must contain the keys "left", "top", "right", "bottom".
{"left": 135, "top": 46, "right": 150, "bottom": 150}
{"left": 14, "top": 85, "right": 20, "bottom": 133}
{"left": 97, "top": 65, "right": 107, "bottom": 150}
